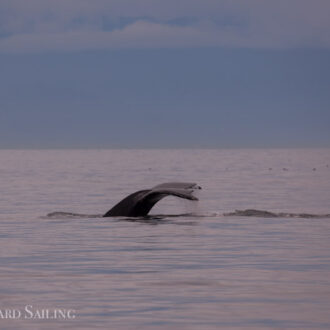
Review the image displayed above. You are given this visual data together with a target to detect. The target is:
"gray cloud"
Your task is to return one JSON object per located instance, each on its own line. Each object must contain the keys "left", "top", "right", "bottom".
{"left": 1, "top": 0, "right": 330, "bottom": 52}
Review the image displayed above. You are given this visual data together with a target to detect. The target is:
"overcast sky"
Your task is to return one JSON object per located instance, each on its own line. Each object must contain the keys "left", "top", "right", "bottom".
{"left": 1, "top": 0, "right": 329, "bottom": 148}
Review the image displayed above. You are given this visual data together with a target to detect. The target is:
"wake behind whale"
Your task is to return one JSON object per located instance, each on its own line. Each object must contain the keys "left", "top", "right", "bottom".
{"left": 223, "top": 209, "right": 330, "bottom": 219}
{"left": 46, "top": 210, "right": 330, "bottom": 220}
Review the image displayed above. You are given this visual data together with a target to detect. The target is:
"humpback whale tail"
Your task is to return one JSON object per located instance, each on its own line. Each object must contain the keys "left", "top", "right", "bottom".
{"left": 103, "top": 182, "right": 201, "bottom": 217}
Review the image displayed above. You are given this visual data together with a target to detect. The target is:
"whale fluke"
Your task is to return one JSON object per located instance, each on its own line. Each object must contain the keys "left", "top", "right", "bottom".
{"left": 103, "top": 182, "right": 201, "bottom": 217}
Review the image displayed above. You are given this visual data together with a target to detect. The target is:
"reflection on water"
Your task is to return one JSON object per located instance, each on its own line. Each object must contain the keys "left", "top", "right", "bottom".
{"left": 0, "top": 149, "right": 330, "bottom": 329}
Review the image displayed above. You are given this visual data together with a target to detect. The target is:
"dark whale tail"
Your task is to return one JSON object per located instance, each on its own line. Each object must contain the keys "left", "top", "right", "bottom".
{"left": 103, "top": 182, "right": 201, "bottom": 217}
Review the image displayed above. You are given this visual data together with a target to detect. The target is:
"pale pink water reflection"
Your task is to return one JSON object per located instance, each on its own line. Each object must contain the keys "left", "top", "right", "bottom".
{"left": 0, "top": 149, "right": 330, "bottom": 329}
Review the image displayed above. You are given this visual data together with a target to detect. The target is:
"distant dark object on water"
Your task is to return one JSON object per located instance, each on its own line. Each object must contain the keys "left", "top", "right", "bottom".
{"left": 282, "top": 168, "right": 289, "bottom": 171}
{"left": 103, "top": 182, "right": 201, "bottom": 217}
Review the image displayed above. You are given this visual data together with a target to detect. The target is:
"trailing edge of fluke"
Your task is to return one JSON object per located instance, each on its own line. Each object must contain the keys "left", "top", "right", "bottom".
{"left": 103, "top": 182, "right": 201, "bottom": 217}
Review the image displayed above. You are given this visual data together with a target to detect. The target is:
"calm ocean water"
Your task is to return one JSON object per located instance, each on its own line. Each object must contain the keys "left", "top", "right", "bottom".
{"left": 0, "top": 149, "right": 330, "bottom": 329}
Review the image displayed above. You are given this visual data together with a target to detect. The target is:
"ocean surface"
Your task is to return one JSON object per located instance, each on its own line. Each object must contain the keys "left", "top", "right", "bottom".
{"left": 0, "top": 149, "right": 330, "bottom": 329}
